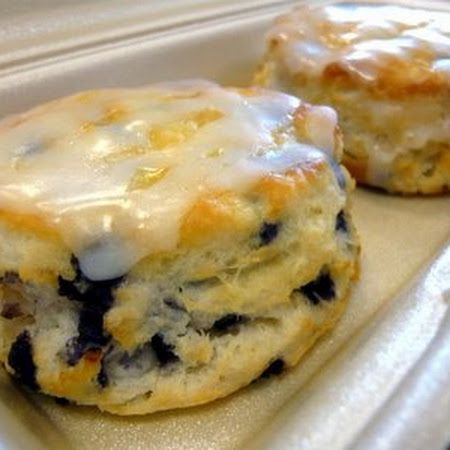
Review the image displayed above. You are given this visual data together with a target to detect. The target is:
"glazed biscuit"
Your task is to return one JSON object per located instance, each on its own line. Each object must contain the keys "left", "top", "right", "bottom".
{"left": 0, "top": 81, "right": 359, "bottom": 414}
{"left": 255, "top": 3, "right": 450, "bottom": 194}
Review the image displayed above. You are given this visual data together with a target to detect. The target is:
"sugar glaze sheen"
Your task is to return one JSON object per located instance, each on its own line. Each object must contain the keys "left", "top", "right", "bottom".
{"left": 0, "top": 81, "right": 340, "bottom": 280}
{"left": 257, "top": 2, "right": 450, "bottom": 193}
{"left": 267, "top": 2, "right": 450, "bottom": 87}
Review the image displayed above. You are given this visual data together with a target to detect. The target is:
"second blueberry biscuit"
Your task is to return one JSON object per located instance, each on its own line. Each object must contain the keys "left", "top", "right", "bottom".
{"left": 255, "top": 3, "right": 450, "bottom": 194}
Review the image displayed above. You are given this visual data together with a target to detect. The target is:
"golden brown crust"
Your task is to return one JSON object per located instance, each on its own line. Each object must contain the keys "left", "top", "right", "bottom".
{"left": 180, "top": 191, "right": 257, "bottom": 246}
{"left": 0, "top": 210, "right": 60, "bottom": 240}
{"left": 322, "top": 57, "right": 449, "bottom": 100}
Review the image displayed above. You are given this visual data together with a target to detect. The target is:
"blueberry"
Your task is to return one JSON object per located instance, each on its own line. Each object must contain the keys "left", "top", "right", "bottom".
{"left": 76, "top": 279, "right": 121, "bottom": 345}
{"left": 259, "top": 222, "right": 279, "bottom": 246}
{"left": 7, "top": 330, "right": 39, "bottom": 391}
{"left": 54, "top": 397, "right": 73, "bottom": 406}
{"left": 65, "top": 336, "right": 102, "bottom": 366}
{"left": 1, "top": 274, "right": 25, "bottom": 318}
{"left": 57, "top": 256, "right": 85, "bottom": 301}
{"left": 335, "top": 210, "right": 348, "bottom": 233}
{"left": 78, "top": 307, "right": 108, "bottom": 345}
{"left": 259, "top": 358, "right": 285, "bottom": 378}
{"left": 115, "top": 342, "right": 155, "bottom": 372}
{"left": 212, "top": 314, "right": 246, "bottom": 332}
{"left": 150, "top": 333, "right": 179, "bottom": 366}
{"left": 97, "top": 361, "right": 108, "bottom": 388}
{"left": 117, "top": 348, "right": 139, "bottom": 369}
{"left": 65, "top": 337, "right": 83, "bottom": 366}
{"left": 0, "top": 272, "right": 20, "bottom": 284}
{"left": 57, "top": 276, "right": 84, "bottom": 302}
{"left": 1, "top": 302, "right": 23, "bottom": 319}
{"left": 295, "top": 271, "right": 335, "bottom": 305}
{"left": 59, "top": 256, "right": 123, "bottom": 363}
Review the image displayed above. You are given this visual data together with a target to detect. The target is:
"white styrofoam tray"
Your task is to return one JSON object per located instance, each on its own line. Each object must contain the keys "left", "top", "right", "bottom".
{"left": 0, "top": 1, "right": 449, "bottom": 449}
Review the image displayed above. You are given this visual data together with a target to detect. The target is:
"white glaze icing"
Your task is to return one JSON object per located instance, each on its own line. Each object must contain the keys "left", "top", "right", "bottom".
{"left": 0, "top": 82, "right": 337, "bottom": 280}
{"left": 268, "top": 3, "right": 450, "bottom": 83}
{"left": 266, "top": 3, "right": 450, "bottom": 187}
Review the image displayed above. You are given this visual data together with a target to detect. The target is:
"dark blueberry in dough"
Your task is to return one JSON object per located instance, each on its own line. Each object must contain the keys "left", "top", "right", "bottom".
{"left": 335, "top": 210, "right": 348, "bottom": 233}
{"left": 116, "top": 343, "right": 149, "bottom": 368}
{"left": 151, "top": 333, "right": 179, "bottom": 366}
{"left": 97, "top": 361, "right": 108, "bottom": 388}
{"left": 57, "top": 256, "right": 85, "bottom": 301}
{"left": 0, "top": 271, "right": 20, "bottom": 284}
{"left": 54, "top": 397, "right": 73, "bottom": 406}
{"left": 65, "top": 336, "right": 102, "bottom": 366}
{"left": 212, "top": 314, "right": 246, "bottom": 332}
{"left": 117, "top": 352, "right": 133, "bottom": 368}
{"left": 259, "top": 222, "right": 279, "bottom": 246}
{"left": 0, "top": 275, "right": 25, "bottom": 318}
{"left": 59, "top": 256, "right": 123, "bottom": 362}
{"left": 78, "top": 305, "right": 111, "bottom": 347}
{"left": 1, "top": 302, "right": 23, "bottom": 319}
{"left": 66, "top": 313, "right": 109, "bottom": 365}
{"left": 74, "top": 279, "right": 120, "bottom": 350}
{"left": 260, "top": 358, "right": 285, "bottom": 378}
{"left": 57, "top": 276, "right": 83, "bottom": 302}
{"left": 86, "top": 277, "right": 123, "bottom": 307}
{"left": 65, "top": 337, "right": 85, "bottom": 366}
{"left": 116, "top": 342, "right": 155, "bottom": 372}
{"left": 296, "top": 271, "right": 335, "bottom": 305}
{"left": 77, "top": 278, "right": 122, "bottom": 344}
{"left": 7, "top": 330, "right": 39, "bottom": 391}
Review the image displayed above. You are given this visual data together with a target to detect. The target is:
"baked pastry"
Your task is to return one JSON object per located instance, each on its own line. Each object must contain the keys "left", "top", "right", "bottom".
{"left": 0, "top": 81, "right": 359, "bottom": 414}
{"left": 255, "top": 3, "right": 450, "bottom": 194}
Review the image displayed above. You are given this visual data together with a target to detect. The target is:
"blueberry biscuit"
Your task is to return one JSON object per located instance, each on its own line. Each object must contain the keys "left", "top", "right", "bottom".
{"left": 255, "top": 3, "right": 450, "bottom": 194}
{"left": 0, "top": 82, "right": 359, "bottom": 414}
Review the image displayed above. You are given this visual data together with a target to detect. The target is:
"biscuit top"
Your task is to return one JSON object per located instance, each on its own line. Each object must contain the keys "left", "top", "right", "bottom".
{"left": 0, "top": 81, "right": 338, "bottom": 280}
{"left": 268, "top": 3, "right": 450, "bottom": 95}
